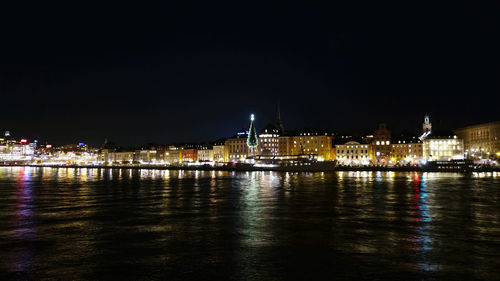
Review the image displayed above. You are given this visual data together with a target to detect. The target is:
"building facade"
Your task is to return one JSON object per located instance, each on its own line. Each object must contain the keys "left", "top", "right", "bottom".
{"left": 0, "top": 134, "right": 37, "bottom": 161}
{"left": 422, "top": 135, "right": 464, "bottom": 161}
{"left": 134, "top": 150, "right": 158, "bottom": 163}
{"left": 109, "top": 152, "right": 135, "bottom": 164}
{"left": 198, "top": 149, "right": 214, "bottom": 162}
{"left": 455, "top": 121, "right": 500, "bottom": 160}
{"left": 258, "top": 123, "right": 280, "bottom": 156}
{"left": 290, "top": 132, "right": 333, "bottom": 161}
{"left": 181, "top": 149, "right": 198, "bottom": 162}
{"left": 213, "top": 144, "right": 225, "bottom": 162}
{"left": 165, "top": 147, "right": 181, "bottom": 164}
{"left": 372, "top": 123, "right": 392, "bottom": 165}
{"left": 278, "top": 136, "right": 293, "bottom": 156}
{"left": 335, "top": 141, "right": 371, "bottom": 165}
{"left": 391, "top": 140, "right": 423, "bottom": 165}
{"left": 224, "top": 136, "right": 250, "bottom": 162}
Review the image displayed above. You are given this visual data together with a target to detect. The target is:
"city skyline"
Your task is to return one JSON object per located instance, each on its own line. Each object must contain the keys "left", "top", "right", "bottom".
{"left": 4, "top": 113, "right": 499, "bottom": 168}
{"left": 0, "top": 112, "right": 494, "bottom": 147}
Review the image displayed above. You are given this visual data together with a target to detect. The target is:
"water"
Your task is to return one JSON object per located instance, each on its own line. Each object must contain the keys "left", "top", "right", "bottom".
{"left": 0, "top": 167, "right": 499, "bottom": 280}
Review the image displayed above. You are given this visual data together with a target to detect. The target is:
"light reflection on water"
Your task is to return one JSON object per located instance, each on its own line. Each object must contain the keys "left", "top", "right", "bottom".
{"left": 0, "top": 167, "right": 499, "bottom": 280}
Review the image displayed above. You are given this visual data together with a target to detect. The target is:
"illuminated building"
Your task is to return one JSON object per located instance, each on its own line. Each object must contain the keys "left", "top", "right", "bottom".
{"left": 155, "top": 147, "right": 166, "bottom": 163}
{"left": 372, "top": 123, "right": 392, "bottom": 165}
{"left": 40, "top": 142, "right": 97, "bottom": 165}
{"left": 134, "top": 150, "right": 158, "bottom": 164}
{"left": 391, "top": 138, "right": 423, "bottom": 165}
{"left": 0, "top": 132, "right": 37, "bottom": 162}
{"left": 418, "top": 115, "right": 464, "bottom": 161}
{"left": 278, "top": 136, "right": 293, "bottom": 156}
{"left": 257, "top": 105, "right": 289, "bottom": 156}
{"left": 225, "top": 135, "right": 250, "bottom": 162}
{"left": 213, "top": 143, "right": 225, "bottom": 162}
{"left": 180, "top": 149, "right": 198, "bottom": 162}
{"left": 258, "top": 123, "right": 280, "bottom": 156}
{"left": 98, "top": 150, "right": 132, "bottom": 164}
{"left": 110, "top": 152, "right": 135, "bottom": 164}
{"left": 422, "top": 131, "right": 464, "bottom": 161}
{"left": 455, "top": 121, "right": 500, "bottom": 160}
{"left": 198, "top": 148, "right": 214, "bottom": 162}
{"left": 335, "top": 141, "right": 371, "bottom": 165}
{"left": 165, "top": 146, "right": 181, "bottom": 164}
{"left": 290, "top": 131, "right": 333, "bottom": 161}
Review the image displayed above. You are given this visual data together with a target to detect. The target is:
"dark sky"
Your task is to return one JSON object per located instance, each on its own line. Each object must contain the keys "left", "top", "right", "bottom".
{"left": 1, "top": 2, "right": 499, "bottom": 145}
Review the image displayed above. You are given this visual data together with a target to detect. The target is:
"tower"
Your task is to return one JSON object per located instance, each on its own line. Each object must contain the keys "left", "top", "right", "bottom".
{"left": 246, "top": 114, "right": 258, "bottom": 156}
{"left": 276, "top": 103, "right": 285, "bottom": 134}
{"left": 423, "top": 114, "right": 432, "bottom": 133}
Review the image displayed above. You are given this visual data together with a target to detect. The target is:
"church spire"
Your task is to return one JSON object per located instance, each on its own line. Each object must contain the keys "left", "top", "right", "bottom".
{"left": 276, "top": 103, "right": 285, "bottom": 134}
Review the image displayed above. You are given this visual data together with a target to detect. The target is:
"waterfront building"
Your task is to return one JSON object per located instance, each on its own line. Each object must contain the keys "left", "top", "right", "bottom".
{"left": 278, "top": 136, "right": 293, "bottom": 156}
{"left": 180, "top": 149, "right": 198, "bottom": 162}
{"left": 391, "top": 138, "right": 423, "bottom": 165}
{"left": 45, "top": 143, "right": 97, "bottom": 165}
{"left": 165, "top": 146, "right": 181, "bottom": 164}
{"left": 455, "top": 121, "right": 500, "bottom": 160}
{"left": 417, "top": 115, "right": 464, "bottom": 161}
{"left": 98, "top": 149, "right": 109, "bottom": 164}
{"left": 155, "top": 147, "right": 166, "bottom": 163}
{"left": 422, "top": 131, "right": 464, "bottom": 161}
{"left": 0, "top": 133, "right": 37, "bottom": 161}
{"left": 225, "top": 135, "right": 250, "bottom": 162}
{"left": 51, "top": 150, "right": 96, "bottom": 165}
{"left": 335, "top": 141, "right": 371, "bottom": 165}
{"left": 109, "top": 152, "right": 135, "bottom": 164}
{"left": 134, "top": 150, "right": 158, "bottom": 164}
{"left": 258, "top": 123, "right": 280, "bottom": 156}
{"left": 213, "top": 143, "right": 225, "bottom": 162}
{"left": 372, "top": 123, "right": 392, "bottom": 165}
{"left": 290, "top": 131, "right": 333, "bottom": 161}
{"left": 198, "top": 148, "right": 214, "bottom": 162}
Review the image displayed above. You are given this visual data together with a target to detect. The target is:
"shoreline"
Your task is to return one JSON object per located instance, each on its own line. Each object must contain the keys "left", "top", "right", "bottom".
{"left": 1, "top": 164, "right": 499, "bottom": 173}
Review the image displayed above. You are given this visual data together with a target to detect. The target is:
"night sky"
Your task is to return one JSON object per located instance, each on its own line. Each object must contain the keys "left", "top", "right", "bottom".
{"left": 1, "top": 2, "right": 498, "bottom": 146}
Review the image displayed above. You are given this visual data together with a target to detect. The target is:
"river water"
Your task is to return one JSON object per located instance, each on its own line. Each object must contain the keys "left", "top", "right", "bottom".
{"left": 0, "top": 167, "right": 499, "bottom": 280}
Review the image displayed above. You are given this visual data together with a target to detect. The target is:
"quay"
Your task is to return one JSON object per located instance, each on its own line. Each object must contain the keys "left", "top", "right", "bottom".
{"left": 1, "top": 163, "right": 499, "bottom": 173}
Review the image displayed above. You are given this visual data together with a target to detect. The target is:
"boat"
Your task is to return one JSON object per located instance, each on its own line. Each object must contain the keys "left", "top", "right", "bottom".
{"left": 234, "top": 154, "right": 336, "bottom": 172}
{"left": 422, "top": 160, "right": 474, "bottom": 172}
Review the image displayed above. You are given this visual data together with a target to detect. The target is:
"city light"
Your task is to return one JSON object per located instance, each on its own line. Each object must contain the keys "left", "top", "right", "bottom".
{"left": 0, "top": 116, "right": 498, "bottom": 171}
